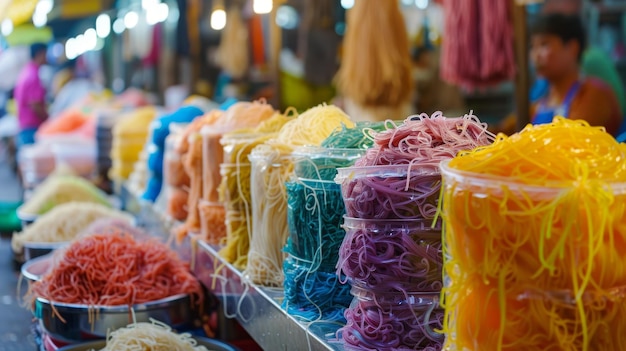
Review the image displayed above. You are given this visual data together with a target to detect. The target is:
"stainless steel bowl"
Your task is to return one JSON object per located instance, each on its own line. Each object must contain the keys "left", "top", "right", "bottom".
{"left": 16, "top": 206, "right": 38, "bottom": 228}
{"left": 21, "top": 253, "right": 53, "bottom": 283}
{"left": 56, "top": 336, "right": 240, "bottom": 351}
{"left": 36, "top": 294, "right": 198, "bottom": 343}
{"left": 23, "top": 241, "right": 68, "bottom": 261}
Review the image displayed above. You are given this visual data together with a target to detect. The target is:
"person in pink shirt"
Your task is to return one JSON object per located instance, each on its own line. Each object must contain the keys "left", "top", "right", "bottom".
{"left": 14, "top": 43, "right": 48, "bottom": 146}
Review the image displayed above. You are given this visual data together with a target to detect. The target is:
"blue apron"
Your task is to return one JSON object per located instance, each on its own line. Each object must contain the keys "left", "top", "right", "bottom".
{"left": 533, "top": 81, "right": 581, "bottom": 125}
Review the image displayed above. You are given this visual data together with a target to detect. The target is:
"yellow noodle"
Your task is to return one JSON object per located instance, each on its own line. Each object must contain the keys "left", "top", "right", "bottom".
{"left": 441, "top": 117, "right": 626, "bottom": 351}
{"left": 245, "top": 104, "right": 354, "bottom": 286}
{"left": 216, "top": 110, "right": 296, "bottom": 269}
{"left": 12, "top": 202, "right": 132, "bottom": 253}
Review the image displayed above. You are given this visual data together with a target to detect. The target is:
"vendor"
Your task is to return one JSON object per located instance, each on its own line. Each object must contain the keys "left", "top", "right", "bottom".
{"left": 497, "top": 14, "right": 622, "bottom": 135}
{"left": 14, "top": 43, "right": 49, "bottom": 146}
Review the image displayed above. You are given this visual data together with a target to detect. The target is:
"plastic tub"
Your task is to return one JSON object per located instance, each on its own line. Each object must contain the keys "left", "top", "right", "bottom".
{"left": 285, "top": 178, "right": 345, "bottom": 268}
{"left": 220, "top": 132, "right": 267, "bottom": 165}
{"left": 166, "top": 186, "right": 188, "bottom": 221}
{"left": 199, "top": 200, "right": 226, "bottom": 245}
{"left": 219, "top": 163, "right": 252, "bottom": 213}
{"left": 201, "top": 127, "right": 232, "bottom": 202}
{"left": 338, "top": 217, "right": 442, "bottom": 293}
{"left": 18, "top": 143, "right": 56, "bottom": 176}
{"left": 282, "top": 254, "right": 352, "bottom": 322}
{"left": 439, "top": 158, "right": 626, "bottom": 351}
{"left": 341, "top": 286, "right": 444, "bottom": 351}
{"left": 51, "top": 142, "right": 96, "bottom": 177}
{"left": 246, "top": 149, "right": 293, "bottom": 287}
{"left": 292, "top": 147, "right": 365, "bottom": 181}
{"left": 335, "top": 164, "right": 441, "bottom": 220}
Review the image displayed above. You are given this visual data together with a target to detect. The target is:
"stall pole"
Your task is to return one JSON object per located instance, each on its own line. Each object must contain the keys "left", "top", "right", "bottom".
{"left": 270, "top": 0, "right": 286, "bottom": 109}
{"left": 512, "top": 0, "right": 530, "bottom": 131}
{"left": 188, "top": 0, "right": 202, "bottom": 94}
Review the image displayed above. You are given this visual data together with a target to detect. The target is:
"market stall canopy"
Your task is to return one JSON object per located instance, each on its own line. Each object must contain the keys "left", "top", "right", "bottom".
{"left": 4, "top": 24, "right": 52, "bottom": 46}
{"left": 0, "top": 0, "right": 113, "bottom": 25}
{"left": 0, "top": 0, "right": 39, "bottom": 26}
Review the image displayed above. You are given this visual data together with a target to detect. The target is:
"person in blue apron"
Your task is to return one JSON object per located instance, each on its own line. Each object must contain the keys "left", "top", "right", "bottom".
{"left": 532, "top": 80, "right": 581, "bottom": 125}
{"left": 496, "top": 14, "right": 622, "bottom": 136}
{"left": 529, "top": 14, "right": 622, "bottom": 135}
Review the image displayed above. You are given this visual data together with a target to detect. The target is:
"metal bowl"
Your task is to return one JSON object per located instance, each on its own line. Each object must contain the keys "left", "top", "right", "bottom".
{"left": 23, "top": 241, "right": 68, "bottom": 261}
{"left": 36, "top": 294, "right": 198, "bottom": 343}
{"left": 56, "top": 336, "right": 240, "bottom": 351}
{"left": 16, "top": 206, "right": 38, "bottom": 228}
{"left": 21, "top": 253, "right": 53, "bottom": 283}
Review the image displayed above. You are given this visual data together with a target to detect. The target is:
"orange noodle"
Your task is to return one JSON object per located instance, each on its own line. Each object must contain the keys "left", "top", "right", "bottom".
{"left": 174, "top": 111, "right": 224, "bottom": 239}
{"left": 440, "top": 117, "right": 626, "bottom": 351}
{"left": 28, "top": 231, "right": 203, "bottom": 310}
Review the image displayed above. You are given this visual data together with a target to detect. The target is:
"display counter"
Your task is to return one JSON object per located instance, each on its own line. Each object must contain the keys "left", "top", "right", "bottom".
{"left": 121, "top": 183, "right": 343, "bottom": 351}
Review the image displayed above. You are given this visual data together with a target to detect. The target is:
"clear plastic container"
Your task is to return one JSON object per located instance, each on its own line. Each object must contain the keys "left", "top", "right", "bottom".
{"left": 341, "top": 285, "right": 444, "bottom": 351}
{"left": 18, "top": 143, "right": 56, "bottom": 176}
{"left": 219, "top": 163, "right": 252, "bottom": 213}
{"left": 166, "top": 186, "right": 188, "bottom": 222}
{"left": 246, "top": 148, "right": 293, "bottom": 287}
{"left": 201, "top": 126, "right": 234, "bottom": 202}
{"left": 282, "top": 254, "right": 352, "bottom": 322}
{"left": 220, "top": 132, "right": 268, "bottom": 165}
{"left": 199, "top": 200, "right": 226, "bottom": 245}
{"left": 293, "top": 147, "right": 366, "bottom": 181}
{"left": 339, "top": 217, "right": 442, "bottom": 293}
{"left": 335, "top": 164, "right": 441, "bottom": 220}
{"left": 439, "top": 158, "right": 626, "bottom": 351}
{"left": 285, "top": 178, "right": 345, "bottom": 270}
{"left": 51, "top": 141, "right": 96, "bottom": 177}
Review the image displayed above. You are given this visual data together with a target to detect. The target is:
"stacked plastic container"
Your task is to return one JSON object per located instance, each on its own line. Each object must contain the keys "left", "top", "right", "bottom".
{"left": 335, "top": 164, "right": 445, "bottom": 351}
{"left": 217, "top": 133, "right": 267, "bottom": 269}
{"left": 143, "top": 106, "right": 205, "bottom": 202}
{"left": 95, "top": 110, "right": 119, "bottom": 193}
{"left": 198, "top": 126, "right": 229, "bottom": 244}
{"left": 282, "top": 147, "right": 365, "bottom": 322}
{"left": 156, "top": 123, "right": 188, "bottom": 221}
{"left": 18, "top": 144, "right": 56, "bottom": 193}
{"left": 109, "top": 107, "right": 157, "bottom": 183}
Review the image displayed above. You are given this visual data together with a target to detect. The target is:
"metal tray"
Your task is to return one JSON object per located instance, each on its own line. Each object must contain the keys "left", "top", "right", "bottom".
{"left": 23, "top": 241, "right": 68, "bottom": 261}
{"left": 21, "top": 253, "right": 53, "bottom": 283}
{"left": 36, "top": 294, "right": 198, "bottom": 343}
{"left": 57, "top": 335, "right": 240, "bottom": 351}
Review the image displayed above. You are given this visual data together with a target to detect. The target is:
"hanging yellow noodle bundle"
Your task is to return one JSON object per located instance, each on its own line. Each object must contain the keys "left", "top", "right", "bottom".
{"left": 11, "top": 202, "right": 133, "bottom": 253}
{"left": 199, "top": 101, "right": 277, "bottom": 244}
{"left": 215, "top": 6, "right": 249, "bottom": 79}
{"left": 335, "top": 0, "right": 413, "bottom": 121}
{"left": 217, "top": 111, "right": 296, "bottom": 269}
{"left": 440, "top": 117, "right": 626, "bottom": 351}
{"left": 98, "top": 319, "right": 209, "bottom": 351}
{"left": 245, "top": 104, "right": 354, "bottom": 286}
